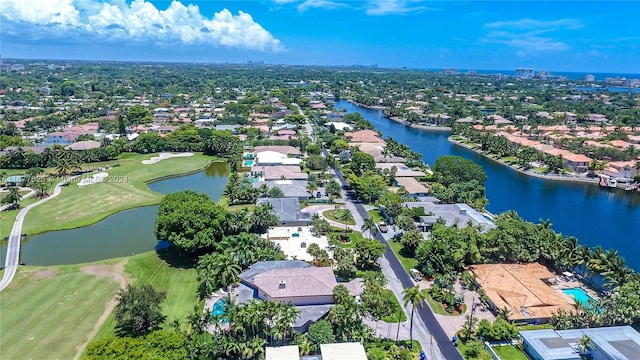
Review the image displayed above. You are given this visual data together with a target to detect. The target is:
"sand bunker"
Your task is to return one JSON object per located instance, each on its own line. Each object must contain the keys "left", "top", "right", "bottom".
{"left": 78, "top": 172, "right": 108, "bottom": 186}
{"left": 141, "top": 152, "right": 194, "bottom": 165}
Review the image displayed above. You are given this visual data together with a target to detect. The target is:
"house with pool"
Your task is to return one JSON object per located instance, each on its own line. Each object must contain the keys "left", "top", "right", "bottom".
{"left": 237, "top": 260, "right": 363, "bottom": 332}
{"left": 469, "top": 263, "right": 576, "bottom": 324}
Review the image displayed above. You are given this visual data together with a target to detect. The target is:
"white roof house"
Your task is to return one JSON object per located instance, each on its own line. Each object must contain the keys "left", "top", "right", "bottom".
{"left": 324, "top": 121, "right": 353, "bottom": 131}
{"left": 255, "top": 151, "right": 303, "bottom": 166}
{"left": 320, "top": 342, "right": 368, "bottom": 360}
{"left": 265, "top": 345, "right": 300, "bottom": 360}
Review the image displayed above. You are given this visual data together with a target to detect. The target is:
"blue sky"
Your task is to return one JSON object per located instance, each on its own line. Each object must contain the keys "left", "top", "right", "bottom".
{"left": 1, "top": 1, "right": 639, "bottom": 73}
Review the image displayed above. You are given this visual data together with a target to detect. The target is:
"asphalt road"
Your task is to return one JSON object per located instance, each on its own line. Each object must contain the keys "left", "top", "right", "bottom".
{"left": 326, "top": 149, "right": 463, "bottom": 360}
{"left": 0, "top": 179, "right": 73, "bottom": 292}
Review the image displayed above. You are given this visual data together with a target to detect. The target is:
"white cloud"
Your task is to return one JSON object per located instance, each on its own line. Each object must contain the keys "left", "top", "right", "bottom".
{"left": 485, "top": 18, "right": 584, "bottom": 32}
{"left": 366, "top": 0, "right": 428, "bottom": 15}
{"left": 298, "top": 0, "right": 347, "bottom": 12}
{"left": 0, "top": 0, "right": 283, "bottom": 52}
{"left": 481, "top": 17, "right": 582, "bottom": 53}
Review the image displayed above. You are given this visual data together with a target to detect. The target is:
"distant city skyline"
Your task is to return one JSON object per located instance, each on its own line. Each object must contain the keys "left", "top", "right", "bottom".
{"left": 1, "top": 1, "right": 639, "bottom": 73}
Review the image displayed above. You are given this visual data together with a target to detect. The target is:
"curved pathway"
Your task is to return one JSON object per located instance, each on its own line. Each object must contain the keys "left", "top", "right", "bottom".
{"left": 0, "top": 179, "right": 74, "bottom": 292}
{"left": 301, "top": 204, "right": 358, "bottom": 230}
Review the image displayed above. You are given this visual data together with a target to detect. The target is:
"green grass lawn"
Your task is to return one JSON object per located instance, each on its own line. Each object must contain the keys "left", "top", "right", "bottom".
{"left": 0, "top": 250, "right": 198, "bottom": 360}
{"left": 22, "top": 152, "right": 214, "bottom": 235}
{"left": 380, "top": 289, "right": 408, "bottom": 322}
{"left": 329, "top": 230, "right": 366, "bottom": 249}
{"left": 368, "top": 209, "right": 384, "bottom": 223}
{"left": 93, "top": 251, "right": 198, "bottom": 340}
{"left": 0, "top": 197, "right": 39, "bottom": 238}
{"left": 493, "top": 345, "right": 529, "bottom": 360}
{"left": 323, "top": 209, "right": 356, "bottom": 225}
{"left": 0, "top": 259, "right": 123, "bottom": 360}
{"left": 458, "top": 341, "right": 494, "bottom": 360}
{"left": 531, "top": 167, "right": 548, "bottom": 173}
{"left": 387, "top": 239, "right": 418, "bottom": 273}
{"left": 423, "top": 291, "right": 465, "bottom": 316}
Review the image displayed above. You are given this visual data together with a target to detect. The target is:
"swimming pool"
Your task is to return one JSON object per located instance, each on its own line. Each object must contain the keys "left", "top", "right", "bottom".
{"left": 562, "top": 288, "right": 596, "bottom": 308}
{"left": 212, "top": 299, "right": 229, "bottom": 322}
{"left": 243, "top": 160, "right": 254, "bottom": 167}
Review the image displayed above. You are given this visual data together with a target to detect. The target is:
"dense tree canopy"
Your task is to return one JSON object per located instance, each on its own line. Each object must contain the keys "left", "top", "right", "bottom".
{"left": 155, "top": 190, "right": 228, "bottom": 253}
{"left": 114, "top": 284, "right": 167, "bottom": 337}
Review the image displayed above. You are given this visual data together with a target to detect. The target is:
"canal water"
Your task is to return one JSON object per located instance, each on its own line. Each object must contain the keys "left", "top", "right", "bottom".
{"left": 335, "top": 100, "right": 640, "bottom": 270}
{"left": 0, "top": 161, "right": 228, "bottom": 267}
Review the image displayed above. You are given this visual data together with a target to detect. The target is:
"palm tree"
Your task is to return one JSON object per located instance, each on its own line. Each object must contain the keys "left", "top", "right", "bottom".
{"left": 403, "top": 285, "right": 427, "bottom": 349}
{"left": 298, "top": 335, "right": 312, "bottom": 356}
{"left": 337, "top": 209, "right": 354, "bottom": 234}
{"left": 578, "top": 334, "right": 592, "bottom": 359}
{"left": 214, "top": 253, "right": 242, "bottom": 290}
{"left": 361, "top": 217, "right": 376, "bottom": 239}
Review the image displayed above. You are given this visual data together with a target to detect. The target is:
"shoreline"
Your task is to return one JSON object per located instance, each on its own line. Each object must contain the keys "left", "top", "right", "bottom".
{"left": 448, "top": 137, "right": 600, "bottom": 185}
{"left": 344, "top": 99, "right": 389, "bottom": 110}
{"left": 387, "top": 116, "right": 453, "bottom": 132}
{"left": 8, "top": 158, "right": 227, "bottom": 239}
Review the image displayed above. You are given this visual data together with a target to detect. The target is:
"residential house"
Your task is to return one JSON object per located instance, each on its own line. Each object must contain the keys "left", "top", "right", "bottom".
{"left": 66, "top": 140, "right": 101, "bottom": 151}
{"left": 255, "top": 151, "right": 303, "bottom": 166}
{"left": 215, "top": 124, "right": 241, "bottom": 134}
{"left": 605, "top": 161, "right": 638, "bottom": 179}
{"left": 42, "top": 132, "right": 80, "bottom": 146}
{"left": 427, "top": 113, "right": 452, "bottom": 125}
{"left": 587, "top": 114, "right": 608, "bottom": 124}
{"left": 237, "top": 260, "right": 363, "bottom": 332}
{"left": 394, "top": 177, "right": 429, "bottom": 198}
{"left": 345, "top": 129, "right": 385, "bottom": 144}
{"left": 562, "top": 153, "right": 592, "bottom": 173}
{"left": 405, "top": 200, "right": 495, "bottom": 232}
{"left": 469, "top": 263, "right": 574, "bottom": 323}
{"left": 251, "top": 166, "right": 308, "bottom": 180}
{"left": 375, "top": 163, "right": 425, "bottom": 177}
{"left": 254, "top": 146, "right": 301, "bottom": 157}
{"left": 252, "top": 180, "right": 312, "bottom": 200}
{"left": 255, "top": 198, "right": 311, "bottom": 225}
{"left": 520, "top": 326, "right": 640, "bottom": 360}
{"left": 324, "top": 121, "right": 353, "bottom": 131}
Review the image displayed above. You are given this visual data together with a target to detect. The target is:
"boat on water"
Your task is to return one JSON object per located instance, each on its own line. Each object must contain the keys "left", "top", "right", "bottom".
{"left": 599, "top": 175, "right": 618, "bottom": 188}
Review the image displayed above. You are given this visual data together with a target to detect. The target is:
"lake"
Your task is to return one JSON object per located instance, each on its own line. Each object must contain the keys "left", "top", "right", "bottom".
{"left": 0, "top": 161, "right": 228, "bottom": 267}
{"left": 335, "top": 100, "right": 640, "bottom": 270}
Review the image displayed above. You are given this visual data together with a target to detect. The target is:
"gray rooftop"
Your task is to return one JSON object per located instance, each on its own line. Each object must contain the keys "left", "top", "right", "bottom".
{"left": 405, "top": 202, "right": 495, "bottom": 231}
{"left": 215, "top": 124, "right": 241, "bottom": 131}
{"left": 252, "top": 180, "right": 311, "bottom": 198}
{"left": 256, "top": 197, "right": 311, "bottom": 224}
{"left": 238, "top": 260, "right": 311, "bottom": 284}
{"left": 295, "top": 305, "right": 333, "bottom": 328}
{"left": 520, "top": 326, "right": 640, "bottom": 360}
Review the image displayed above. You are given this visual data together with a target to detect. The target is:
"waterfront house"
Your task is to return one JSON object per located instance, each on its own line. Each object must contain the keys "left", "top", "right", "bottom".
{"left": 605, "top": 161, "right": 638, "bottom": 179}
{"left": 375, "top": 163, "right": 425, "bottom": 177}
{"left": 324, "top": 121, "right": 353, "bottom": 131}
{"left": 252, "top": 180, "right": 312, "bottom": 200}
{"left": 562, "top": 153, "right": 592, "bottom": 173}
{"left": 256, "top": 198, "right": 311, "bottom": 226}
{"left": 469, "top": 263, "right": 574, "bottom": 324}
{"left": 394, "top": 177, "right": 429, "bottom": 198}
{"left": 345, "top": 129, "right": 385, "bottom": 143}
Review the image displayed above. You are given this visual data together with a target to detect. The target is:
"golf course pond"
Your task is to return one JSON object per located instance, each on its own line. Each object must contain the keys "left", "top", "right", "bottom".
{"left": 0, "top": 161, "right": 229, "bottom": 267}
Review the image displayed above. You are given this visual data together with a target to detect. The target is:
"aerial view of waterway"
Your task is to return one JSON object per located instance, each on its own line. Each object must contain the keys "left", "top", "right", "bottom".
{"left": 0, "top": 161, "right": 228, "bottom": 267}
{"left": 335, "top": 100, "right": 640, "bottom": 270}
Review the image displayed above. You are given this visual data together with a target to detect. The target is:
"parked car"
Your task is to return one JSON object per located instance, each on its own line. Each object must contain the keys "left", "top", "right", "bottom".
{"left": 378, "top": 222, "right": 388, "bottom": 233}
